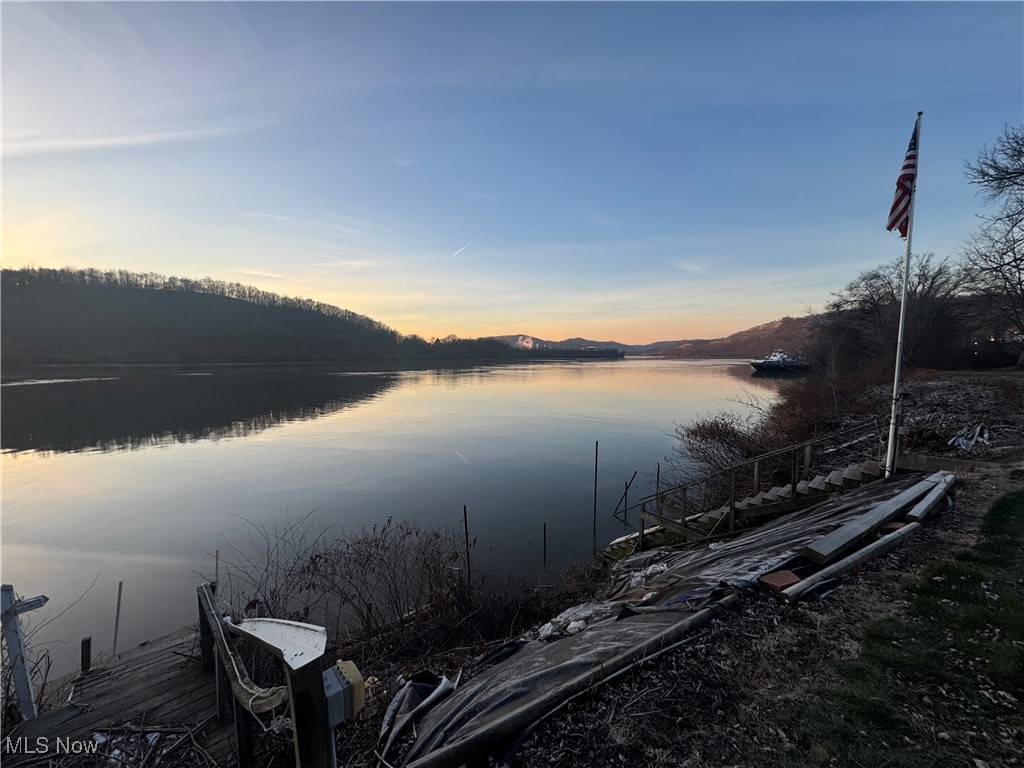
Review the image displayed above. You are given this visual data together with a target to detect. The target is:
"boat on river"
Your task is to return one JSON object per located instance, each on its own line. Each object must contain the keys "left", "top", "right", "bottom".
{"left": 750, "top": 349, "right": 810, "bottom": 373}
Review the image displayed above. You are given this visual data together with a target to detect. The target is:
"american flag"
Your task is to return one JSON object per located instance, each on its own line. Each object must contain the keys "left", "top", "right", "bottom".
{"left": 886, "top": 114, "right": 921, "bottom": 238}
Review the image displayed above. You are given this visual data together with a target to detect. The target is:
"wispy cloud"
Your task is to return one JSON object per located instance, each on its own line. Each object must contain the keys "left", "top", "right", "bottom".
{"left": 308, "top": 259, "right": 387, "bottom": 270}
{"left": 3, "top": 121, "right": 259, "bottom": 157}
{"left": 238, "top": 269, "right": 284, "bottom": 280}
{"left": 241, "top": 212, "right": 362, "bottom": 237}
{"left": 674, "top": 260, "right": 711, "bottom": 274}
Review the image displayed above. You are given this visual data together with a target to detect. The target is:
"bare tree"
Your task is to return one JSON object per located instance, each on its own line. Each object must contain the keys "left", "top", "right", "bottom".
{"left": 965, "top": 124, "right": 1024, "bottom": 208}
{"left": 961, "top": 208, "right": 1024, "bottom": 366}
{"left": 963, "top": 125, "right": 1024, "bottom": 366}
{"left": 828, "top": 253, "right": 970, "bottom": 367}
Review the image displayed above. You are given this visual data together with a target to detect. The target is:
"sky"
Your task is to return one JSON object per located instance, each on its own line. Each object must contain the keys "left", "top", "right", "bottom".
{"left": 3, "top": 2, "right": 1022, "bottom": 345}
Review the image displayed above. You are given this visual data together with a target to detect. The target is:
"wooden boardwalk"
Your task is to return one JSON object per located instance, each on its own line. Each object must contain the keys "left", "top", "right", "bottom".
{"left": 6, "top": 629, "right": 236, "bottom": 766}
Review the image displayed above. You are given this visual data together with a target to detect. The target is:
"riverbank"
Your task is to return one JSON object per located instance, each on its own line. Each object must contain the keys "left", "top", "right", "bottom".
{"left": 504, "top": 369, "right": 1024, "bottom": 768}
{"left": 284, "top": 368, "right": 1024, "bottom": 768}
{"left": 5, "top": 369, "right": 1021, "bottom": 766}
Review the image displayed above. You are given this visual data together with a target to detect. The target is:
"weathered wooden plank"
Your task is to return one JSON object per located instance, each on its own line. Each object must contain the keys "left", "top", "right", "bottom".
{"left": 784, "top": 522, "right": 922, "bottom": 603}
{"left": 10, "top": 637, "right": 232, "bottom": 768}
{"left": 638, "top": 512, "right": 703, "bottom": 542}
{"left": 807, "top": 475, "right": 831, "bottom": 492}
{"left": 825, "top": 470, "right": 846, "bottom": 488}
{"left": 859, "top": 460, "right": 883, "bottom": 478}
{"left": 56, "top": 672, "right": 211, "bottom": 741}
{"left": 906, "top": 472, "right": 955, "bottom": 522}
{"left": 804, "top": 476, "right": 939, "bottom": 565}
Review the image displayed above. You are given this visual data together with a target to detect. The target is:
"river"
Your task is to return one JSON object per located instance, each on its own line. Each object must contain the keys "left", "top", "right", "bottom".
{"left": 1, "top": 357, "right": 781, "bottom": 676}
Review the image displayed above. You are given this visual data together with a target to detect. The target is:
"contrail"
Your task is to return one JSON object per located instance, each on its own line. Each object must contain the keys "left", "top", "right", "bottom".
{"left": 449, "top": 231, "right": 484, "bottom": 259}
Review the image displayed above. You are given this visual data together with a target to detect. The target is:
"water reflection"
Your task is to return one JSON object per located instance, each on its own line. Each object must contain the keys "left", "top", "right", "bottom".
{"left": 1, "top": 371, "right": 397, "bottom": 454}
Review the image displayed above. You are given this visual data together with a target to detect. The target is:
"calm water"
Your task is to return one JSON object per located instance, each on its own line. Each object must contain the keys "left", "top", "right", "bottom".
{"left": 1, "top": 358, "right": 779, "bottom": 674}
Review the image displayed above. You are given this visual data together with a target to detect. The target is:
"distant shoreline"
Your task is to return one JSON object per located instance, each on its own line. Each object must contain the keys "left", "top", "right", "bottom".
{"left": 0, "top": 353, "right": 629, "bottom": 383}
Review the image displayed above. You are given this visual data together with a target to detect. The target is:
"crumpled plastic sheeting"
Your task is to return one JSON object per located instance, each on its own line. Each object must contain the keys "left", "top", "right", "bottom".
{"left": 379, "top": 670, "right": 455, "bottom": 762}
{"left": 401, "top": 473, "right": 925, "bottom": 766}
{"left": 401, "top": 610, "right": 687, "bottom": 766}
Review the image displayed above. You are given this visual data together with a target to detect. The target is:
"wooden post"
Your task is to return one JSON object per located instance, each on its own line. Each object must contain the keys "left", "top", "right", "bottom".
{"left": 681, "top": 486, "right": 688, "bottom": 518}
{"left": 1, "top": 584, "right": 47, "bottom": 720}
{"left": 80, "top": 637, "right": 92, "bottom": 675}
{"left": 752, "top": 460, "right": 760, "bottom": 495}
{"left": 234, "top": 694, "right": 254, "bottom": 767}
{"left": 198, "top": 590, "right": 215, "bottom": 674}
{"left": 623, "top": 480, "right": 629, "bottom": 525}
{"left": 286, "top": 661, "right": 335, "bottom": 768}
{"left": 111, "top": 581, "right": 124, "bottom": 658}
{"left": 215, "top": 644, "right": 230, "bottom": 722}
{"left": 804, "top": 445, "right": 812, "bottom": 480}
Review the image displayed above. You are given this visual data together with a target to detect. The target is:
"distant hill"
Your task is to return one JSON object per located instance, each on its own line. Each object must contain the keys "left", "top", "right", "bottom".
{"left": 3, "top": 267, "right": 817, "bottom": 368}
{"left": 491, "top": 321, "right": 814, "bottom": 358}
{"left": 490, "top": 334, "right": 683, "bottom": 355}
{"left": 659, "top": 316, "right": 815, "bottom": 359}
{"left": 0, "top": 268, "right": 522, "bottom": 366}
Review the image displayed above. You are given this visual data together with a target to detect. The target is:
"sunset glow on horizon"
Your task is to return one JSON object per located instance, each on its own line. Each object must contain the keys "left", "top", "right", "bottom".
{"left": 3, "top": 2, "right": 1021, "bottom": 345}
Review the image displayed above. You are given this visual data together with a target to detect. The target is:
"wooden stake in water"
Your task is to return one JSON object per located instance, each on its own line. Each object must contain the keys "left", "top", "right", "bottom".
{"left": 112, "top": 581, "right": 124, "bottom": 658}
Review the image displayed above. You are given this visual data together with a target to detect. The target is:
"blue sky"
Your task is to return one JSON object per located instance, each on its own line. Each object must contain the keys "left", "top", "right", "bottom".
{"left": 3, "top": 2, "right": 1022, "bottom": 343}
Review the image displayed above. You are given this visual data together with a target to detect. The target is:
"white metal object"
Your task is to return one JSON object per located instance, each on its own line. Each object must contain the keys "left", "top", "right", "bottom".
{"left": 226, "top": 617, "right": 327, "bottom": 671}
{"left": 885, "top": 112, "right": 923, "bottom": 477}
{"left": 1, "top": 584, "right": 49, "bottom": 720}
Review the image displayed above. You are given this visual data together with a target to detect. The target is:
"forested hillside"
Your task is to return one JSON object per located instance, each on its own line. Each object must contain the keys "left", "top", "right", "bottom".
{"left": 660, "top": 316, "right": 814, "bottom": 359}
{"left": 0, "top": 268, "right": 521, "bottom": 365}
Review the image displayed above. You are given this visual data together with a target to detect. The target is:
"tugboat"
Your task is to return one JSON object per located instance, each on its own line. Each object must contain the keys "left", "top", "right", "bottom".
{"left": 750, "top": 349, "right": 810, "bottom": 374}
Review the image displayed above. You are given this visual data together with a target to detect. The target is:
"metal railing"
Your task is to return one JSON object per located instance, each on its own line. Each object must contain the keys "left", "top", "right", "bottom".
{"left": 619, "top": 417, "right": 885, "bottom": 548}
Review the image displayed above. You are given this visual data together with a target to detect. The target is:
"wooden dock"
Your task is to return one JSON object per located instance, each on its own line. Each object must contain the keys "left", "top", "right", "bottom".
{"left": 5, "top": 628, "right": 235, "bottom": 766}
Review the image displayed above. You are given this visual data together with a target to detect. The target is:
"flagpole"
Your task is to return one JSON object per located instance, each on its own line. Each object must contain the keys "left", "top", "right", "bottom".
{"left": 884, "top": 111, "right": 923, "bottom": 478}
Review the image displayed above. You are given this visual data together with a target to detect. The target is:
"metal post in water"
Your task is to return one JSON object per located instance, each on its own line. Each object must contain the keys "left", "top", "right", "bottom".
{"left": 463, "top": 506, "right": 472, "bottom": 592}
{"left": 111, "top": 581, "right": 124, "bottom": 658}
{"left": 543, "top": 522, "right": 547, "bottom": 568}
{"left": 592, "top": 441, "right": 598, "bottom": 557}
{"left": 81, "top": 636, "right": 92, "bottom": 675}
